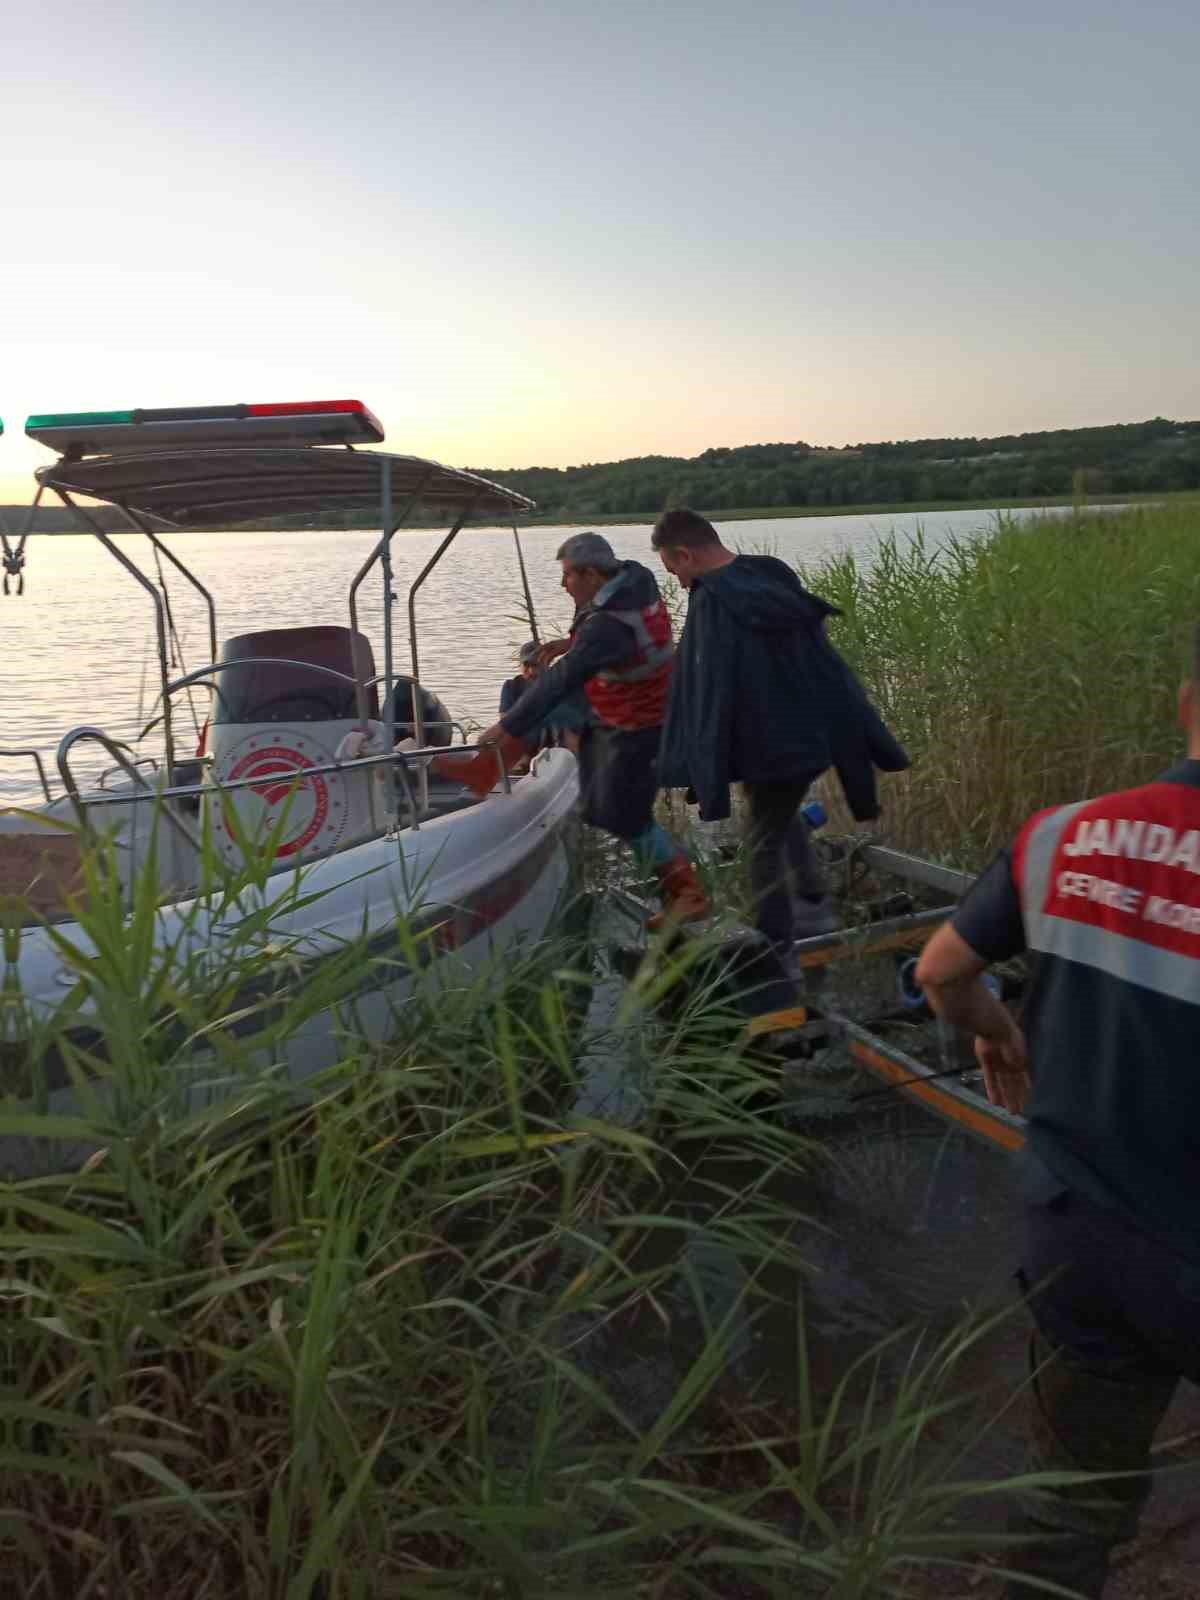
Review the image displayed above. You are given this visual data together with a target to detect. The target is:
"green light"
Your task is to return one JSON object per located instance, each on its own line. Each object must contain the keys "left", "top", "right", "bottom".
{"left": 26, "top": 410, "right": 135, "bottom": 430}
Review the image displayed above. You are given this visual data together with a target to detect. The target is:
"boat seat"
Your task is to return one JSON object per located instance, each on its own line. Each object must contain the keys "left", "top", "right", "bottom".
{"left": 213, "top": 625, "right": 379, "bottom": 726}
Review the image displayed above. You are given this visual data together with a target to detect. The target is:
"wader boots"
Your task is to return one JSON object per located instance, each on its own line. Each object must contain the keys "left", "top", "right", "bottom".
{"left": 647, "top": 855, "right": 711, "bottom": 932}
{"left": 1004, "top": 1329, "right": 1177, "bottom": 1598}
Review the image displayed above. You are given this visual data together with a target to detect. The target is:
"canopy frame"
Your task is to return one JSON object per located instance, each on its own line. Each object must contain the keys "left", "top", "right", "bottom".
{"left": 29, "top": 442, "right": 536, "bottom": 814}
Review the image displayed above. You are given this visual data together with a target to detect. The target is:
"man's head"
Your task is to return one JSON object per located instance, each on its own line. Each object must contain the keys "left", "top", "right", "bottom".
{"left": 651, "top": 507, "right": 727, "bottom": 589}
{"left": 517, "top": 639, "right": 540, "bottom": 681}
{"left": 556, "top": 531, "right": 619, "bottom": 608}
{"left": 1180, "top": 624, "right": 1200, "bottom": 755}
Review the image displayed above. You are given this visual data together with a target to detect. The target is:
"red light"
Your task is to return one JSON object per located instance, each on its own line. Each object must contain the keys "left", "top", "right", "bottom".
{"left": 246, "top": 400, "right": 367, "bottom": 418}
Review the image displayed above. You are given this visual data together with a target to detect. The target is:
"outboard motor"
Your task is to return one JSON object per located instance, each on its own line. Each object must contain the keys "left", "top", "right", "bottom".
{"left": 204, "top": 625, "right": 383, "bottom": 868}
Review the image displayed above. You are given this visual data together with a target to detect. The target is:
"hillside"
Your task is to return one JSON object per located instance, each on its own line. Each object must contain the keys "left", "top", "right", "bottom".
{"left": 476, "top": 416, "right": 1200, "bottom": 519}
{"left": 4, "top": 416, "right": 1197, "bottom": 531}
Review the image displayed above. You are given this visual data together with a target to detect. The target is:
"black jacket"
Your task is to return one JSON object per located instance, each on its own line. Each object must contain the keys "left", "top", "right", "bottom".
{"left": 658, "top": 554, "right": 909, "bottom": 822}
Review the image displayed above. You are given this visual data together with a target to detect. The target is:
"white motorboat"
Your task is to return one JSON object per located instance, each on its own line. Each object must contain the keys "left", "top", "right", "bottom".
{"left": 1, "top": 399, "right": 581, "bottom": 1172}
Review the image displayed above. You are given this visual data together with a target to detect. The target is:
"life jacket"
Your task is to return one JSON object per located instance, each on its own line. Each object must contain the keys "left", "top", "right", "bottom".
{"left": 575, "top": 564, "right": 674, "bottom": 731}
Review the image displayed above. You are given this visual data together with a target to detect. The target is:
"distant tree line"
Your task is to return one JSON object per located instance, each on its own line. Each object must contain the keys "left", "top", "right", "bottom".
{"left": 7, "top": 417, "right": 1198, "bottom": 534}
{"left": 476, "top": 416, "right": 1200, "bottom": 519}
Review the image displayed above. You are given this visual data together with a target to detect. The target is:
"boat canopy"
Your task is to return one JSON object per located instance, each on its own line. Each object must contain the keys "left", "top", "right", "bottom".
{"left": 33, "top": 446, "right": 534, "bottom": 527}
{"left": 16, "top": 398, "right": 539, "bottom": 793}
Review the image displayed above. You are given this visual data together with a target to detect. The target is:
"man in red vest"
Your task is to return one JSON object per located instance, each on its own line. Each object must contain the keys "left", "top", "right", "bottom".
{"left": 916, "top": 632, "right": 1200, "bottom": 1598}
{"left": 480, "top": 532, "right": 708, "bottom": 926}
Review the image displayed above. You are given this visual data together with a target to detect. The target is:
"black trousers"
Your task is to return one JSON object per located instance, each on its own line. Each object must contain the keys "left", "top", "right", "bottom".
{"left": 576, "top": 725, "right": 661, "bottom": 843}
{"left": 743, "top": 777, "right": 827, "bottom": 945}
{"left": 1022, "top": 1188, "right": 1200, "bottom": 1383}
{"left": 1005, "top": 1188, "right": 1200, "bottom": 1596}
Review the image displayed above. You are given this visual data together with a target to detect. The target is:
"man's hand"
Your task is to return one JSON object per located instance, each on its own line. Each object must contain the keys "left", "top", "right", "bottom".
{"left": 975, "top": 1023, "right": 1031, "bottom": 1115}
{"left": 534, "top": 638, "right": 571, "bottom": 668}
{"left": 918, "top": 923, "right": 1031, "bottom": 1115}
{"left": 478, "top": 722, "right": 505, "bottom": 748}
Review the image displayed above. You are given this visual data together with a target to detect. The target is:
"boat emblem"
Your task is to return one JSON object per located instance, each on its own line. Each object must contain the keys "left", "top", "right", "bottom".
{"left": 221, "top": 740, "right": 338, "bottom": 858}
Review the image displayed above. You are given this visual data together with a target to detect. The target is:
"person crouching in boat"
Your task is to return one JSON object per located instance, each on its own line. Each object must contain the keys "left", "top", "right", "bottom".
{"left": 650, "top": 507, "right": 909, "bottom": 956}
{"left": 479, "top": 532, "right": 709, "bottom": 927}
{"left": 498, "top": 639, "right": 588, "bottom": 763}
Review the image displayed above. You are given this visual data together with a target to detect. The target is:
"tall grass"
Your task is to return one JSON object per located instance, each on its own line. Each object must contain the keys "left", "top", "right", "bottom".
{"left": 802, "top": 498, "right": 1200, "bottom": 869}
{"left": 0, "top": 825, "right": 1069, "bottom": 1596}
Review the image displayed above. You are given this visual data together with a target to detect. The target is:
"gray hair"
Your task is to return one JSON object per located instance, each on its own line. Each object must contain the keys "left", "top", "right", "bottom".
{"left": 555, "top": 531, "right": 619, "bottom": 574}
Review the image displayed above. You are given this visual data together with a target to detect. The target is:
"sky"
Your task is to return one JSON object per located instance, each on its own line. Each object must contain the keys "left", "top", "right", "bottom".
{"left": 1, "top": 0, "right": 1197, "bottom": 502}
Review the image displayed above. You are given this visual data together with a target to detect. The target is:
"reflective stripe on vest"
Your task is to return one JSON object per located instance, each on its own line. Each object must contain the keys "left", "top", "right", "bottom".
{"left": 588, "top": 601, "right": 674, "bottom": 685}
{"left": 577, "top": 595, "right": 674, "bottom": 730}
{"left": 1015, "top": 792, "right": 1200, "bottom": 1006}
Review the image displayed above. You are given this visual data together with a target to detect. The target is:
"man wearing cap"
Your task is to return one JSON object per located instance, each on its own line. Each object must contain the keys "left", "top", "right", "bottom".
{"left": 498, "top": 639, "right": 543, "bottom": 721}
{"left": 480, "top": 532, "right": 708, "bottom": 926}
{"left": 498, "top": 640, "right": 587, "bottom": 756}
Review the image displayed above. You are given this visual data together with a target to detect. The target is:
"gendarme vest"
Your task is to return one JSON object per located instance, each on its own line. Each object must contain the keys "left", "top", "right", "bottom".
{"left": 1012, "top": 763, "right": 1200, "bottom": 1256}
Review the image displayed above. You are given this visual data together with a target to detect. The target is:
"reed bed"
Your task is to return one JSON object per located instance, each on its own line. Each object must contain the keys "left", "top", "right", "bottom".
{"left": 800, "top": 497, "right": 1200, "bottom": 870}
{"left": 1, "top": 829, "right": 1060, "bottom": 1597}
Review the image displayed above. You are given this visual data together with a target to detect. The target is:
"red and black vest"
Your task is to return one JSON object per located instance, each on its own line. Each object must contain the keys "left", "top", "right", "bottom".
{"left": 575, "top": 576, "right": 674, "bottom": 732}
{"left": 1010, "top": 762, "right": 1200, "bottom": 1256}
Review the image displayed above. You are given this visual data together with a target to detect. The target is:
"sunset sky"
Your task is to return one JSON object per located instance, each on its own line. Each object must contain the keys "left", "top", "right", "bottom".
{"left": 2, "top": 0, "right": 1197, "bottom": 504}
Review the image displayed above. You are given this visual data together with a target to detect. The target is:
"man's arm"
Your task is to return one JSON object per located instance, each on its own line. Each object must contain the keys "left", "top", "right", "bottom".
{"left": 482, "top": 613, "right": 633, "bottom": 743}
{"left": 916, "top": 925, "right": 1030, "bottom": 1114}
{"left": 915, "top": 849, "right": 1030, "bottom": 1115}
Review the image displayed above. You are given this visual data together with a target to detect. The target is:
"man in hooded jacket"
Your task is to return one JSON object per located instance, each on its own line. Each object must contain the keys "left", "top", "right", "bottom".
{"left": 480, "top": 532, "right": 709, "bottom": 926}
{"left": 651, "top": 508, "right": 908, "bottom": 951}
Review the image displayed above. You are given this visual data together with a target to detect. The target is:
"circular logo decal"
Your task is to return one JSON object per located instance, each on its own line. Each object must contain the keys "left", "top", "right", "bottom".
{"left": 222, "top": 738, "right": 342, "bottom": 858}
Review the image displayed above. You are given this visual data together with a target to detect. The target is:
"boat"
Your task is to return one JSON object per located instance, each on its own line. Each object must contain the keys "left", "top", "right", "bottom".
{"left": 1, "top": 400, "right": 581, "bottom": 1172}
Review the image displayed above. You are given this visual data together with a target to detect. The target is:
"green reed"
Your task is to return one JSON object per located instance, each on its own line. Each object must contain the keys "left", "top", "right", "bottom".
{"left": 1, "top": 818, "right": 1088, "bottom": 1596}
{"left": 801, "top": 497, "right": 1200, "bottom": 870}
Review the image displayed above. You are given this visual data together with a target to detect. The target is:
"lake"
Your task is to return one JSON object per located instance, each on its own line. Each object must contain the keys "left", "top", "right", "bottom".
{"left": 1, "top": 503, "right": 1075, "bottom": 805}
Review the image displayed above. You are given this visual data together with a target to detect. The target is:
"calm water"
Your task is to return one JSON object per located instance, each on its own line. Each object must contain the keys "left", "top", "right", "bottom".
{"left": 1, "top": 505, "right": 1069, "bottom": 804}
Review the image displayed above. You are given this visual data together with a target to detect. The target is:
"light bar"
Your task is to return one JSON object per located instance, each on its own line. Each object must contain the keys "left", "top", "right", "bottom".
{"left": 25, "top": 399, "right": 385, "bottom": 454}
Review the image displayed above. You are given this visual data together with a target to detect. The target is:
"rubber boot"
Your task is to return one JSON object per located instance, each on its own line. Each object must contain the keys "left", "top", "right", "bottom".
{"left": 1003, "top": 1329, "right": 1177, "bottom": 1598}
{"left": 430, "top": 733, "right": 533, "bottom": 798}
{"left": 647, "top": 854, "right": 711, "bottom": 932}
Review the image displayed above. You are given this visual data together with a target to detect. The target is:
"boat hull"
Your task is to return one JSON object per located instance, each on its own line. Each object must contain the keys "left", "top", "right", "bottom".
{"left": 2, "top": 750, "right": 581, "bottom": 1176}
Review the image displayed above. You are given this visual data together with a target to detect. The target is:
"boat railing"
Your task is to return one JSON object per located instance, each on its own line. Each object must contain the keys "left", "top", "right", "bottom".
{"left": 98, "top": 756, "right": 163, "bottom": 791}
{"left": 56, "top": 727, "right": 203, "bottom": 853}
{"left": 360, "top": 674, "right": 470, "bottom": 744}
{"left": 0, "top": 748, "right": 53, "bottom": 805}
{"left": 54, "top": 728, "right": 515, "bottom": 839}
{"left": 163, "top": 656, "right": 360, "bottom": 711}
{"left": 163, "top": 660, "right": 469, "bottom": 746}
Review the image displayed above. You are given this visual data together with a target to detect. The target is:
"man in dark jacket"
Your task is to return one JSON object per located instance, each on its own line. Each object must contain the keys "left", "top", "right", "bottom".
{"left": 480, "top": 532, "right": 708, "bottom": 926}
{"left": 651, "top": 508, "right": 908, "bottom": 949}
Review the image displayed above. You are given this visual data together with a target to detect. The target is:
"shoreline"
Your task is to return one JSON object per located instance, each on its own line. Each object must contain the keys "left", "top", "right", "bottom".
{"left": 528, "top": 490, "right": 1163, "bottom": 528}
{"left": 1, "top": 489, "right": 1169, "bottom": 536}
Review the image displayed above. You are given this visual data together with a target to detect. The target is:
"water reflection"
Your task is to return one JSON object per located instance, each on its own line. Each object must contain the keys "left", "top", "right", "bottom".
{"left": 2, "top": 505, "right": 1089, "bottom": 803}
